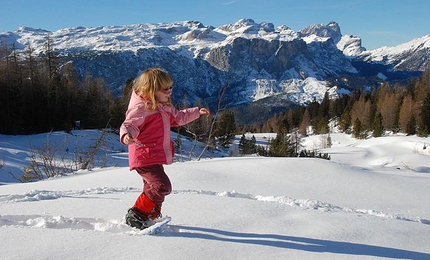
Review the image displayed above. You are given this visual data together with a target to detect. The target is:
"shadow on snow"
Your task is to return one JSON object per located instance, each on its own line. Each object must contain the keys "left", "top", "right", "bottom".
{"left": 166, "top": 225, "right": 430, "bottom": 259}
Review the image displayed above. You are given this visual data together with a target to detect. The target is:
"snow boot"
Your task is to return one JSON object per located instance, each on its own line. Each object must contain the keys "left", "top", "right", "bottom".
{"left": 151, "top": 204, "right": 162, "bottom": 220}
{"left": 125, "top": 207, "right": 153, "bottom": 230}
{"left": 125, "top": 194, "right": 163, "bottom": 229}
{"left": 133, "top": 193, "right": 162, "bottom": 220}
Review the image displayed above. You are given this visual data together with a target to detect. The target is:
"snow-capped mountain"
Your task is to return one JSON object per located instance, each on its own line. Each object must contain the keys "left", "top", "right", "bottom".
{"left": 298, "top": 21, "right": 366, "bottom": 57}
{"left": 1, "top": 19, "right": 428, "bottom": 122}
{"left": 358, "top": 35, "right": 430, "bottom": 72}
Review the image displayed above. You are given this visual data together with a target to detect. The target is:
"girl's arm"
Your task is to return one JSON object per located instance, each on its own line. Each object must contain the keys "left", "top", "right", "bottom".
{"left": 168, "top": 106, "right": 209, "bottom": 126}
{"left": 119, "top": 105, "right": 145, "bottom": 145}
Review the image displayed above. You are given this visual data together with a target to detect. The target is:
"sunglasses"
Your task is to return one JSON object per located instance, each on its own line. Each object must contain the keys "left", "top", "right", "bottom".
{"left": 161, "top": 86, "right": 173, "bottom": 95}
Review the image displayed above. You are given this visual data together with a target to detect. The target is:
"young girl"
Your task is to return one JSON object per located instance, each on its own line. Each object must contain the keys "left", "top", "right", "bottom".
{"left": 119, "top": 68, "right": 210, "bottom": 229}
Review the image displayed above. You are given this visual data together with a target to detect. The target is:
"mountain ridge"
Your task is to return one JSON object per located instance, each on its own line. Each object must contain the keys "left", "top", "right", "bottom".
{"left": 1, "top": 19, "right": 429, "bottom": 123}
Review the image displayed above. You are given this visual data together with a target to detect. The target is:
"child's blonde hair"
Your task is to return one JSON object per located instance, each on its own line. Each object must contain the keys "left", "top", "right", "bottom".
{"left": 133, "top": 68, "right": 173, "bottom": 110}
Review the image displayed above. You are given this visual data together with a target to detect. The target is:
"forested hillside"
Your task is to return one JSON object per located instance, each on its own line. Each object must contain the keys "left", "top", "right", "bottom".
{"left": 240, "top": 66, "right": 430, "bottom": 138}
{"left": 0, "top": 42, "right": 129, "bottom": 134}
{"left": 1, "top": 42, "right": 429, "bottom": 138}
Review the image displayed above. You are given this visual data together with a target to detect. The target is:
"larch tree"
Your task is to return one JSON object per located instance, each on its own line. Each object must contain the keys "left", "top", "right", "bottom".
{"left": 351, "top": 95, "right": 372, "bottom": 130}
{"left": 398, "top": 94, "right": 417, "bottom": 133}
{"left": 376, "top": 83, "right": 400, "bottom": 131}
{"left": 299, "top": 108, "right": 311, "bottom": 135}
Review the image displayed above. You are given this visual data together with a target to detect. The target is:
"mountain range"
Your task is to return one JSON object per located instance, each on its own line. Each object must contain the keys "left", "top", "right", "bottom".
{"left": 1, "top": 19, "right": 429, "bottom": 123}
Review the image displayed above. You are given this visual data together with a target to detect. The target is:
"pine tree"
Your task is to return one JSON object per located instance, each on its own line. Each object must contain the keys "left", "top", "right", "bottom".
{"left": 319, "top": 93, "right": 330, "bottom": 119}
{"left": 215, "top": 109, "right": 236, "bottom": 147}
{"left": 419, "top": 90, "right": 430, "bottom": 136}
{"left": 238, "top": 134, "right": 246, "bottom": 154}
{"left": 353, "top": 118, "right": 366, "bottom": 139}
{"left": 299, "top": 108, "right": 311, "bottom": 135}
{"left": 414, "top": 65, "right": 430, "bottom": 106}
{"left": 3, "top": 45, "right": 25, "bottom": 134}
{"left": 110, "top": 78, "right": 133, "bottom": 128}
{"left": 372, "top": 112, "right": 383, "bottom": 137}
{"left": 269, "top": 126, "right": 287, "bottom": 157}
{"left": 406, "top": 114, "right": 416, "bottom": 136}
{"left": 250, "top": 135, "right": 257, "bottom": 153}
{"left": 339, "top": 106, "right": 352, "bottom": 133}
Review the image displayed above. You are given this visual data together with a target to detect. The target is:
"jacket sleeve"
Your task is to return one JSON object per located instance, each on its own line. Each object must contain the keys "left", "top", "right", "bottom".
{"left": 119, "top": 104, "right": 146, "bottom": 144}
{"left": 168, "top": 106, "right": 201, "bottom": 127}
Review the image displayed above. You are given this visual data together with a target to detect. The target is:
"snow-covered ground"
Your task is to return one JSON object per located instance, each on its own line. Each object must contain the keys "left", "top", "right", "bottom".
{"left": 1, "top": 130, "right": 430, "bottom": 259}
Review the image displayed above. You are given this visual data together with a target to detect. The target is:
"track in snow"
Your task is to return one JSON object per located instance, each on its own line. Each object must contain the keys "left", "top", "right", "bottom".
{"left": 1, "top": 187, "right": 429, "bottom": 233}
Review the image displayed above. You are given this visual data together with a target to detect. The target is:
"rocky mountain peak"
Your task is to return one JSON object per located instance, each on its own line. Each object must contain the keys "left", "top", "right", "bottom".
{"left": 299, "top": 21, "right": 342, "bottom": 43}
{"left": 217, "top": 18, "right": 275, "bottom": 35}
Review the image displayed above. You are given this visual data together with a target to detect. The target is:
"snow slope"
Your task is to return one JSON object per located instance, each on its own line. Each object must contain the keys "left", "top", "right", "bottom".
{"left": 360, "top": 35, "right": 430, "bottom": 71}
{"left": 1, "top": 131, "right": 430, "bottom": 259}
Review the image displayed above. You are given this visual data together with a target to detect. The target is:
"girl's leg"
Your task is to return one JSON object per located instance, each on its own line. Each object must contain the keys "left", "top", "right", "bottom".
{"left": 133, "top": 164, "right": 172, "bottom": 219}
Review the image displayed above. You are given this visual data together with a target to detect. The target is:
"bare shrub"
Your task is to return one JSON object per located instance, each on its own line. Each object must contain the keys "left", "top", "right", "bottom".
{"left": 20, "top": 129, "right": 111, "bottom": 182}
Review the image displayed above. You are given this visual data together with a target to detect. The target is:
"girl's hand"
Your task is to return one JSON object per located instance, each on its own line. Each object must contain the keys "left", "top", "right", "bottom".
{"left": 123, "top": 134, "right": 134, "bottom": 145}
{"left": 199, "top": 108, "right": 210, "bottom": 117}
{"left": 123, "top": 133, "right": 143, "bottom": 146}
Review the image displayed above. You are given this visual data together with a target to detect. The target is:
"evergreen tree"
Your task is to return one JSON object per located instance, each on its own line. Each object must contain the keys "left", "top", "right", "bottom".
{"left": 250, "top": 135, "right": 257, "bottom": 153}
{"left": 353, "top": 118, "right": 366, "bottom": 139}
{"left": 269, "top": 126, "right": 297, "bottom": 157}
{"left": 414, "top": 65, "right": 430, "bottom": 106}
{"left": 406, "top": 114, "right": 416, "bottom": 136}
{"left": 319, "top": 93, "right": 330, "bottom": 119}
{"left": 3, "top": 45, "right": 25, "bottom": 134}
{"left": 110, "top": 78, "right": 133, "bottom": 128}
{"left": 238, "top": 134, "right": 246, "bottom": 154}
{"left": 269, "top": 126, "right": 287, "bottom": 157}
{"left": 256, "top": 145, "right": 268, "bottom": 156}
{"left": 372, "top": 112, "right": 383, "bottom": 137}
{"left": 417, "top": 123, "right": 428, "bottom": 137}
{"left": 420, "top": 90, "right": 430, "bottom": 136}
{"left": 299, "top": 108, "right": 311, "bottom": 135}
{"left": 185, "top": 99, "right": 211, "bottom": 142}
{"left": 339, "top": 108, "right": 351, "bottom": 133}
{"left": 215, "top": 109, "right": 236, "bottom": 147}
{"left": 238, "top": 134, "right": 257, "bottom": 154}
{"left": 315, "top": 116, "right": 329, "bottom": 134}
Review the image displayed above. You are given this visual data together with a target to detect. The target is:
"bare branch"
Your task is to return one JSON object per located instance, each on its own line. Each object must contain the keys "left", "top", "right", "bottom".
{"left": 197, "top": 82, "right": 229, "bottom": 160}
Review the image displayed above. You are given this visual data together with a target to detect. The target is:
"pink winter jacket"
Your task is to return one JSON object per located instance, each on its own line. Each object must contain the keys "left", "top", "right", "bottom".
{"left": 120, "top": 91, "right": 200, "bottom": 170}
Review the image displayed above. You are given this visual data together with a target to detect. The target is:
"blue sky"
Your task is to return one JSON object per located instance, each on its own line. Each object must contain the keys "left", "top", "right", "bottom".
{"left": 0, "top": 0, "right": 428, "bottom": 50}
